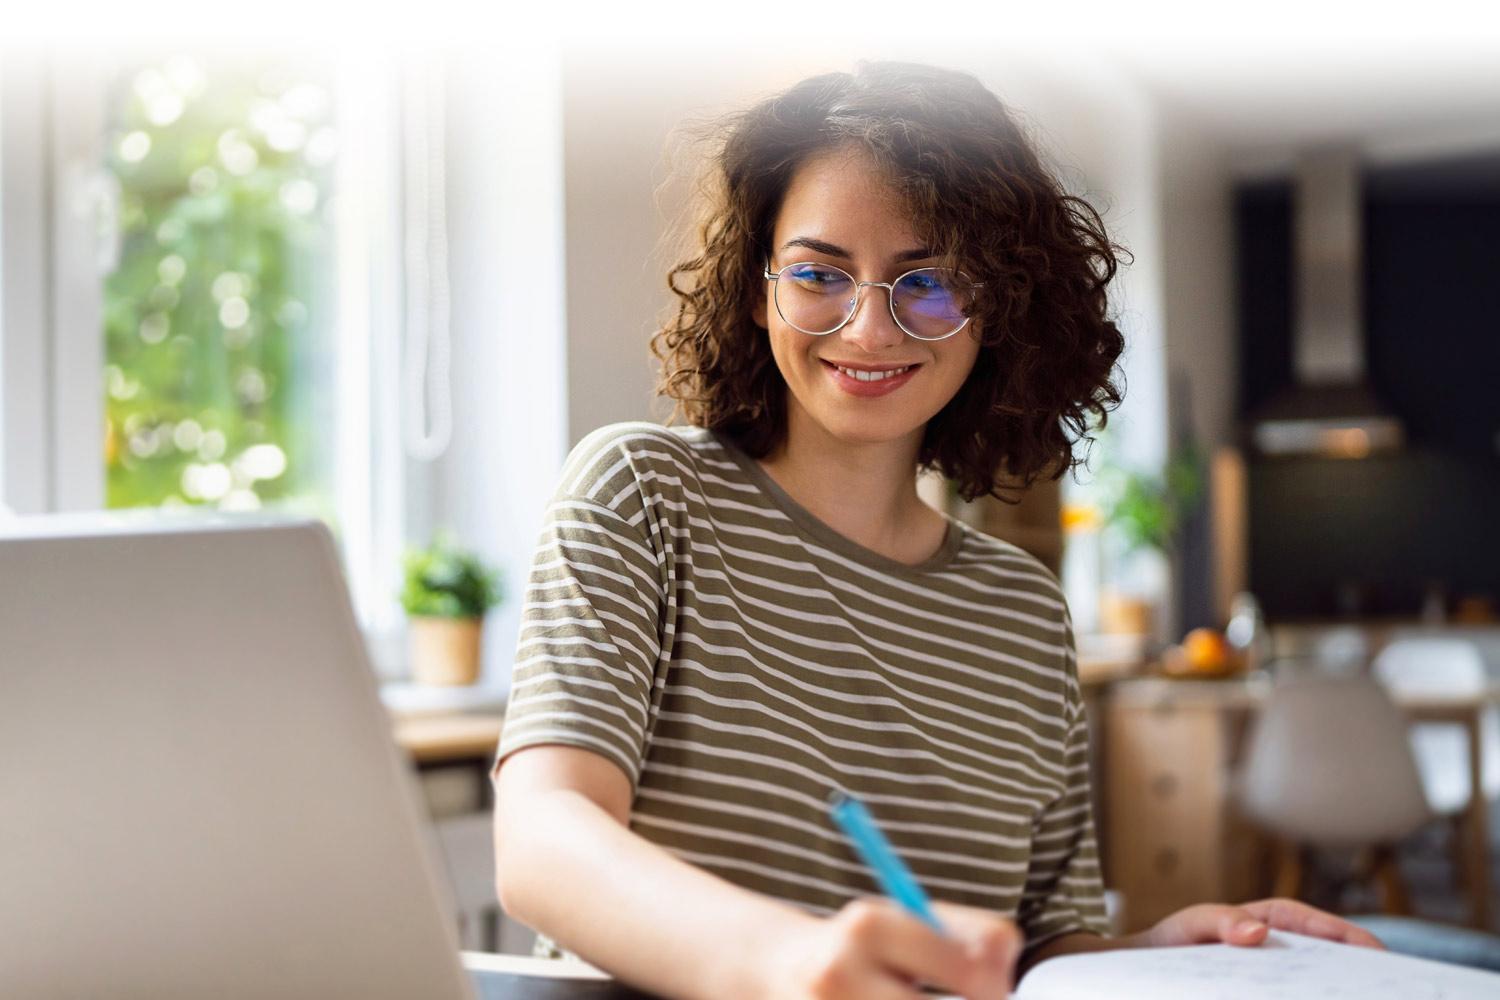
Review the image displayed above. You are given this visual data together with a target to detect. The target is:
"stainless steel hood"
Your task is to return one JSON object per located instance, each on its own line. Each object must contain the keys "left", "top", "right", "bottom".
{"left": 1249, "top": 150, "right": 1405, "bottom": 458}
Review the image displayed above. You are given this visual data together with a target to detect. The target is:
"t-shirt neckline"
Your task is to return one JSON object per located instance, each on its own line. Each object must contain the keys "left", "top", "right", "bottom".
{"left": 710, "top": 430, "right": 964, "bottom": 577}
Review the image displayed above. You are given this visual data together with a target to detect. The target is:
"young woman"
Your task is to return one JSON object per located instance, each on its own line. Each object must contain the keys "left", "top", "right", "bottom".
{"left": 490, "top": 62, "right": 1380, "bottom": 1000}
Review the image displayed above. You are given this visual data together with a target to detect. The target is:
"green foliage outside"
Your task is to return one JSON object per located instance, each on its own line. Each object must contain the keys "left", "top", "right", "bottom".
{"left": 1099, "top": 446, "right": 1205, "bottom": 555}
{"left": 400, "top": 535, "right": 504, "bottom": 620}
{"left": 102, "top": 55, "right": 337, "bottom": 515}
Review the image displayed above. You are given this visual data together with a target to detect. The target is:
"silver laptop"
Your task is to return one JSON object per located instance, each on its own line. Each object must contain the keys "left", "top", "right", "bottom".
{"left": 0, "top": 513, "right": 476, "bottom": 1000}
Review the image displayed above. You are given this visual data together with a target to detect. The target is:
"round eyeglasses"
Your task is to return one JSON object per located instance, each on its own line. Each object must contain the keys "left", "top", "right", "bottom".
{"left": 763, "top": 260, "right": 983, "bottom": 342}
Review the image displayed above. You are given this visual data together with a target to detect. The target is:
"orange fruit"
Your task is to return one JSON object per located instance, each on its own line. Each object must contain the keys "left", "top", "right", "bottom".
{"left": 1182, "top": 628, "right": 1230, "bottom": 674}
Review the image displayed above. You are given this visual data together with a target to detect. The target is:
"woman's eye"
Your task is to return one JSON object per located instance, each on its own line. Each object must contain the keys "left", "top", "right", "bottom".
{"left": 901, "top": 273, "right": 945, "bottom": 296}
{"left": 790, "top": 266, "right": 848, "bottom": 291}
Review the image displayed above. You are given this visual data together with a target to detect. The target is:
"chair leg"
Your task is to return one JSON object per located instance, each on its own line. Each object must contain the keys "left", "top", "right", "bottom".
{"left": 1371, "top": 845, "right": 1412, "bottom": 916}
{"left": 1448, "top": 811, "right": 1470, "bottom": 893}
{"left": 1273, "top": 841, "right": 1305, "bottom": 900}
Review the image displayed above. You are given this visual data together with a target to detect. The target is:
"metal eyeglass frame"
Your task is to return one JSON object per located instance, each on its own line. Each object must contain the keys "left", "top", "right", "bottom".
{"left": 763, "top": 259, "right": 984, "bottom": 342}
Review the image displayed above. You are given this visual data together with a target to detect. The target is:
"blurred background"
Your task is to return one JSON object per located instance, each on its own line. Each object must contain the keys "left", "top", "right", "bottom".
{"left": 3, "top": 4, "right": 1498, "bottom": 958}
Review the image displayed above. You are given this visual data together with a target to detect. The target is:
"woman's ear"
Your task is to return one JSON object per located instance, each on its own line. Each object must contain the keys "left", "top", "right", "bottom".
{"left": 751, "top": 294, "right": 767, "bottom": 329}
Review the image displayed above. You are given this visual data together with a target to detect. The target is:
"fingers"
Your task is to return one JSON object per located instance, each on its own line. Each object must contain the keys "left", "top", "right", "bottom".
{"left": 933, "top": 901, "right": 1025, "bottom": 997}
{"left": 1150, "top": 899, "right": 1388, "bottom": 958}
{"left": 1240, "top": 898, "right": 1386, "bottom": 949}
{"left": 1218, "top": 907, "right": 1271, "bottom": 948}
{"left": 803, "top": 957, "right": 928, "bottom": 1000}
{"left": 830, "top": 897, "right": 1018, "bottom": 1000}
{"left": 832, "top": 898, "right": 968, "bottom": 988}
{"left": 1147, "top": 904, "right": 1267, "bottom": 947}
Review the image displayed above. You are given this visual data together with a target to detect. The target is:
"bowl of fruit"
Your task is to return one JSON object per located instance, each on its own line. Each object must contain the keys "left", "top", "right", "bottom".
{"left": 1160, "top": 627, "right": 1248, "bottom": 679}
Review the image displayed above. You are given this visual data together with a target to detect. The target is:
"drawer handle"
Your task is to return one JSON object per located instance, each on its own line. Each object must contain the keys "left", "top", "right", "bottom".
{"left": 1155, "top": 848, "right": 1179, "bottom": 876}
{"left": 1151, "top": 774, "right": 1178, "bottom": 797}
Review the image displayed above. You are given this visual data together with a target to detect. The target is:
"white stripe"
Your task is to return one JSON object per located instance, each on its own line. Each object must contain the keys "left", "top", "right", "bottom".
{"left": 651, "top": 720, "right": 1047, "bottom": 813}
{"left": 666, "top": 655, "right": 1065, "bottom": 782}
{"left": 634, "top": 786, "right": 1032, "bottom": 872}
{"left": 632, "top": 812, "right": 1026, "bottom": 894}
{"left": 670, "top": 618, "right": 1068, "bottom": 754}
{"left": 1028, "top": 848, "right": 1101, "bottom": 869}
{"left": 520, "top": 572, "right": 657, "bottom": 653}
{"left": 640, "top": 763, "right": 1033, "bottom": 851}
{"left": 668, "top": 570, "right": 1068, "bottom": 705}
{"left": 695, "top": 493, "right": 1061, "bottom": 603}
{"left": 660, "top": 683, "right": 1065, "bottom": 799}
{"left": 498, "top": 723, "right": 640, "bottom": 778}
{"left": 510, "top": 683, "right": 645, "bottom": 731}
{"left": 521, "top": 594, "right": 624, "bottom": 617}
{"left": 623, "top": 495, "right": 1065, "bottom": 616}
{"left": 539, "top": 520, "right": 660, "bottom": 587}
{"left": 672, "top": 546, "right": 1069, "bottom": 671}
{"left": 646, "top": 741, "right": 1042, "bottom": 829}
{"left": 563, "top": 427, "right": 1061, "bottom": 607}
{"left": 586, "top": 453, "right": 634, "bottom": 503}
{"left": 511, "top": 655, "right": 650, "bottom": 702}
{"left": 522, "top": 552, "right": 1069, "bottom": 739}
{"left": 620, "top": 507, "right": 1066, "bottom": 639}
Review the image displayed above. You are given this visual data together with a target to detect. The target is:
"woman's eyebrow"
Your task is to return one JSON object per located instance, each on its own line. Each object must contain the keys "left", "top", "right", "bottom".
{"left": 780, "top": 236, "right": 937, "bottom": 263}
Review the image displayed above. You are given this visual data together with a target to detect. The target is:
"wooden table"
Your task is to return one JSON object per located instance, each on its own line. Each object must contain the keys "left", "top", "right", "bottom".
{"left": 394, "top": 713, "right": 505, "bottom": 766}
{"left": 1102, "top": 676, "right": 1499, "bottom": 932}
{"left": 392, "top": 712, "right": 506, "bottom": 808}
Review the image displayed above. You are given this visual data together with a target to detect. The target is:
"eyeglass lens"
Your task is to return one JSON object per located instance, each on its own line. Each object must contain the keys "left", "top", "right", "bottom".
{"left": 774, "top": 262, "right": 975, "bottom": 340}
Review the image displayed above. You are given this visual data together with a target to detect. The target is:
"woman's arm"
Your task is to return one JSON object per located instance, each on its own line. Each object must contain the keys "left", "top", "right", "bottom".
{"left": 494, "top": 745, "right": 809, "bottom": 999}
{"left": 493, "top": 745, "right": 1022, "bottom": 1000}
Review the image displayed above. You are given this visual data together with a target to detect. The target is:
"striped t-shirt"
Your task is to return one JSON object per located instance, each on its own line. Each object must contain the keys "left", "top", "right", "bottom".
{"left": 494, "top": 421, "right": 1108, "bottom": 953}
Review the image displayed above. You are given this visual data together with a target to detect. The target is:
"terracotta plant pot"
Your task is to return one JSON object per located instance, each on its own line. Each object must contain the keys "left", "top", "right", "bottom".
{"left": 408, "top": 616, "right": 483, "bottom": 686}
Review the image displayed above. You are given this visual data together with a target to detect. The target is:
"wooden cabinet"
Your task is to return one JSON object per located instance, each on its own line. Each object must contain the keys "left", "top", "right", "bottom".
{"left": 955, "top": 477, "right": 1063, "bottom": 576}
{"left": 1100, "top": 679, "right": 1271, "bottom": 931}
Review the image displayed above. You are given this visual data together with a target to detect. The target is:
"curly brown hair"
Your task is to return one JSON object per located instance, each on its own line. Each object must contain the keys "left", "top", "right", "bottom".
{"left": 651, "top": 60, "right": 1127, "bottom": 502}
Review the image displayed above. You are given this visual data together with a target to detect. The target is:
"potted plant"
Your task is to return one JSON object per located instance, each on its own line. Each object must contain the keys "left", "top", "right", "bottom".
{"left": 399, "top": 535, "right": 503, "bottom": 686}
{"left": 1096, "top": 447, "right": 1205, "bottom": 639}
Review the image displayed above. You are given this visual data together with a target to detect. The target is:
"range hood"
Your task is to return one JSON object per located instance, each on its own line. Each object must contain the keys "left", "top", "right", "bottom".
{"left": 1249, "top": 150, "right": 1405, "bottom": 458}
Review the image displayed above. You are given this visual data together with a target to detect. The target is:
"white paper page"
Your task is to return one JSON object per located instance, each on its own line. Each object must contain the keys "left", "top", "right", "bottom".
{"left": 1011, "top": 931, "right": 1500, "bottom": 999}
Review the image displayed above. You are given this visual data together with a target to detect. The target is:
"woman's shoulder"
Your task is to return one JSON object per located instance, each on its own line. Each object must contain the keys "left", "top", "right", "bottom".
{"left": 556, "top": 421, "right": 728, "bottom": 509}
{"left": 947, "top": 520, "right": 1069, "bottom": 619}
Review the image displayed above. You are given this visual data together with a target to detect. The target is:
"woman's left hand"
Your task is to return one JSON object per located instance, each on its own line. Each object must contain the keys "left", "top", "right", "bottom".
{"left": 1143, "top": 898, "right": 1384, "bottom": 950}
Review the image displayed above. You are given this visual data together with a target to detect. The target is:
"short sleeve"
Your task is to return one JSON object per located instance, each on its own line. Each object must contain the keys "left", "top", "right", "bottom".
{"left": 1016, "top": 632, "right": 1110, "bottom": 954}
{"left": 493, "top": 493, "right": 666, "bottom": 788}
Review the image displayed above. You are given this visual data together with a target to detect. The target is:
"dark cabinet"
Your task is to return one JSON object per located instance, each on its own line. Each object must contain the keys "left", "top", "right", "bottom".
{"left": 1235, "top": 153, "right": 1500, "bottom": 621}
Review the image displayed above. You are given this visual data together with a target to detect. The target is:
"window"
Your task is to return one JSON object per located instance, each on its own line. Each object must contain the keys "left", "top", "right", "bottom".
{"left": 102, "top": 55, "right": 339, "bottom": 516}
{"left": 4, "top": 49, "right": 569, "bottom": 683}
{"left": 2, "top": 50, "right": 407, "bottom": 658}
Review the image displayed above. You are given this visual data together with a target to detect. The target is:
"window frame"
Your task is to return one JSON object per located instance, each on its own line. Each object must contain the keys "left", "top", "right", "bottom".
{"left": 1, "top": 51, "right": 408, "bottom": 667}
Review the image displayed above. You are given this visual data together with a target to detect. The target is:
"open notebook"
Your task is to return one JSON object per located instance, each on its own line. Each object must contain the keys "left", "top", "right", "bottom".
{"left": 997, "top": 931, "right": 1500, "bottom": 999}
{"left": 466, "top": 933, "right": 1499, "bottom": 998}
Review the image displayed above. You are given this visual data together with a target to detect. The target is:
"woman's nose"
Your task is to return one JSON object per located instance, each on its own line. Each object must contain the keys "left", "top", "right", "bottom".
{"left": 839, "top": 285, "right": 906, "bottom": 354}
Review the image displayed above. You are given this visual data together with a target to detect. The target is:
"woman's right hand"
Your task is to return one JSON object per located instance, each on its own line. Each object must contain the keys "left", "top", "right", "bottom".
{"left": 759, "top": 897, "right": 1023, "bottom": 1000}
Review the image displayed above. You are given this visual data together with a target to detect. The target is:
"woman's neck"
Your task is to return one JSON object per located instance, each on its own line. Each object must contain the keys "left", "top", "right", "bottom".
{"left": 755, "top": 405, "right": 947, "bottom": 566}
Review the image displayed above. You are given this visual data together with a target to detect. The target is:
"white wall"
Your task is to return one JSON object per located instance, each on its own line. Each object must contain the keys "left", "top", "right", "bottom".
{"left": 433, "top": 49, "right": 569, "bottom": 686}
{"left": 0, "top": 51, "right": 53, "bottom": 515}
{"left": 1159, "top": 120, "right": 1235, "bottom": 453}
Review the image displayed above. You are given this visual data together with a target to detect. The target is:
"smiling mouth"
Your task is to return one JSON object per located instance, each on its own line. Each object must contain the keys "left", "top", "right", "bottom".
{"left": 821, "top": 360, "right": 922, "bottom": 382}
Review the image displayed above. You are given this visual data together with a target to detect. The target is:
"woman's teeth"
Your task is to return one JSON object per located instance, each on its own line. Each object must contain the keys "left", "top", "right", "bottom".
{"left": 835, "top": 364, "right": 912, "bottom": 382}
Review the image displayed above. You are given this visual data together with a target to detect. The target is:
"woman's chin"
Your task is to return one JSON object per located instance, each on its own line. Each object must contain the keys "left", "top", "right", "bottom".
{"left": 811, "top": 412, "right": 925, "bottom": 449}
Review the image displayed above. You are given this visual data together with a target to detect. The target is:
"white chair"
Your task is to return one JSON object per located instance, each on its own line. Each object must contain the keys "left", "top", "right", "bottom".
{"left": 1371, "top": 637, "right": 1500, "bottom": 816}
{"left": 1236, "top": 673, "right": 1433, "bottom": 912}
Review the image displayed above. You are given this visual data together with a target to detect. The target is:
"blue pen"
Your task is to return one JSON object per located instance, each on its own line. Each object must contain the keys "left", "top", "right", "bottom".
{"left": 828, "top": 789, "right": 946, "bottom": 933}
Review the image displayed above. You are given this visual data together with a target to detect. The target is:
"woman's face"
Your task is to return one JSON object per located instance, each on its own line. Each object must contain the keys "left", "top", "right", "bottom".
{"left": 753, "top": 145, "right": 982, "bottom": 454}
